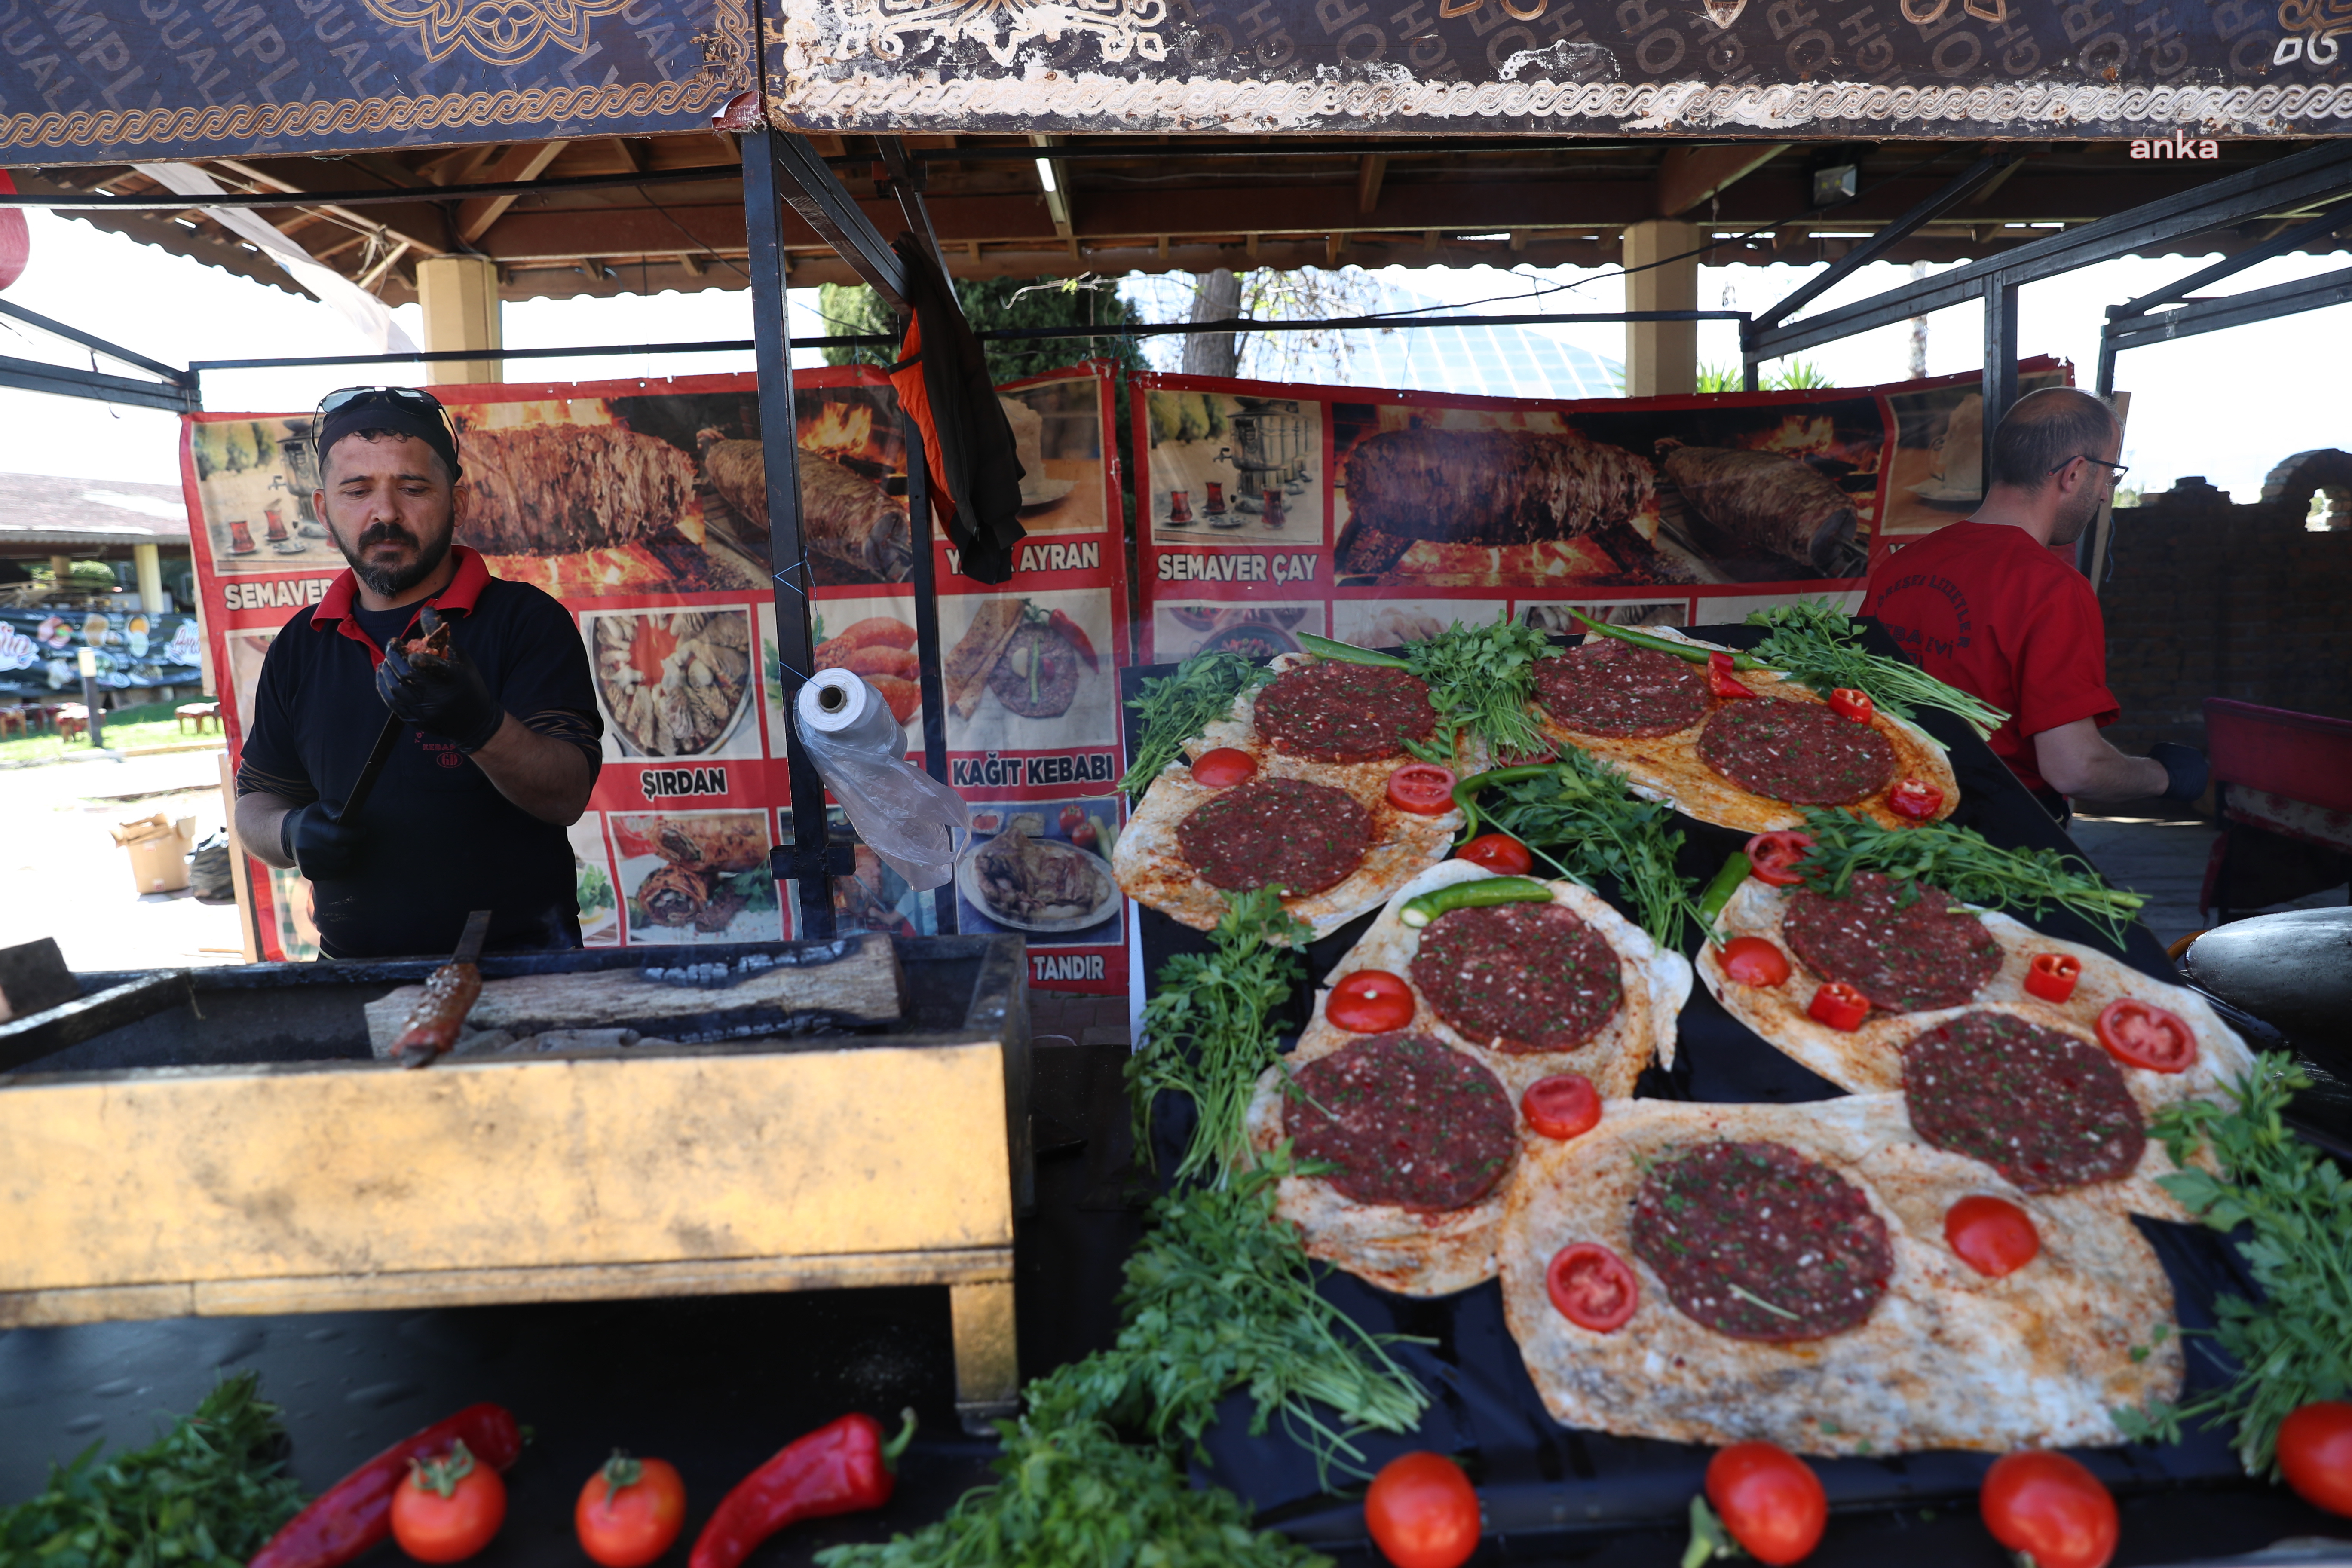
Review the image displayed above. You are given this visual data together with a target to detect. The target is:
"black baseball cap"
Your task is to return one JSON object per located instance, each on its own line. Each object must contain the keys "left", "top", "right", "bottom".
{"left": 315, "top": 386, "right": 464, "bottom": 483}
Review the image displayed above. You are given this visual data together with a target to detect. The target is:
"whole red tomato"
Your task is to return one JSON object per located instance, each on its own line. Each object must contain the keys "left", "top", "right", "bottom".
{"left": 1363, "top": 1452, "right": 1480, "bottom": 1568}
{"left": 1980, "top": 1452, "right": 2118, "bottom": 1568}
{"left": 390, "top": 1441, "right": 507, "bottom": 1565}
{"left": 2278, "top": 1400, "right": 2352, "bottom": 1517}
{"left": 1057, "top": 804, "right": 1086, "bottom": 833}
{"left": 1705, "top": 1442, "right": 1827, "bottom": 1566}
{"left": 1455, "top": 833, "right": 1533, "bottom": 876}
{"left": 576, "top": 1452, "right": 688, "bottom": 1568}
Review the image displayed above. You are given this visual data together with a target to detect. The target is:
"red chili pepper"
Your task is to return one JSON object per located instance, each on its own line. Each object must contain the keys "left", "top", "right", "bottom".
{"left": 249, "top": 1405, "right": 525, "bottom": 1568}
{"left": 2024, "top": 952, "right": 2081, "bottom": 1004}
{"left": 688, "top": 1411, "right": 916, "bottom": 1568}
{"left": 1828, "top": 687, "right": 1875, "bottom": 725}
{"left": 1047, "top": 610, "right": 1099, "bottom": 671}
{"left": 1807, "top": 981, "right": 1870, "bottom": 1032}
{"left": 1707, "top": 651, "right": 1756, "bottom": 701}
{"left": 1889, "top": 778, "right": 1944, "bottom": 820}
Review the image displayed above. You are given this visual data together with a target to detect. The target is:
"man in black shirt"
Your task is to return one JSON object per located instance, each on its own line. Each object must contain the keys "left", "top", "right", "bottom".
{"left": 234, "top": 386, "right": 603, "bottom": 958}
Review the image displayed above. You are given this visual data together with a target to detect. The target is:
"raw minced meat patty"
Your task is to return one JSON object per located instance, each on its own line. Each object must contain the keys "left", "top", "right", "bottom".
{"left": 1781, "top": 872, "right": 2003, "bottom": 1013}
{"left": 1287, "top": 1032, "right": 1516, "bottom": 1211}
{"left": 1177, "top": 776, "right": 1370, "bottom": 895}
{"left": 1409, "top": 900, "right": 1624, "bottom": 1054}
{"left": 1695, "top": 699, "right": 1897, "bottom": 805}
{"left": 1532, "top": 639, "right": 1710, "bottom": 738}
{"left": 1902, "top": 1011, "right": 2146, "bottom": 1193}
{"left": 1253, "top": 660, "right": 1436, "bottom": 763}
{"left": 1631, "top": 1140, "right": 1893, "bottom": 1342}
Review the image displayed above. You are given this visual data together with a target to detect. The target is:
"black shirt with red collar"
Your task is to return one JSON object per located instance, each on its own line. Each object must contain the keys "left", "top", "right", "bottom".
{"left": 235, "top": 546, "right": 603, "bottom": 959}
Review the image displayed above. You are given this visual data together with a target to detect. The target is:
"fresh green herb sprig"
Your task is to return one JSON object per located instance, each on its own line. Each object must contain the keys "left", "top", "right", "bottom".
{"left": 1745, "top": 599, "right": 2009, "bottom": 741}
{"left": 2112, "top": 1055, "right": 2352, "bottom": 1476}
{"left": 1119, "top": 652, "right": 1277, "bottom": 801}
{"left": 1299, "top": 612, "right": 1555, "bottom": 763}
{"left": 0, "top": 1374, "right": 308, "bottom": 1568}
{"left": 814, "top": 1408, "right": 1329, "bottom": 1568}
{"left": 1129, "top": 888, "right": 1308, "bottom": 1189}
{"left": 1455, "top": 754, "right": 1701, "bottom": 948}
{"left": 1789, "top": 808, "right": 2144, "bottom": 951}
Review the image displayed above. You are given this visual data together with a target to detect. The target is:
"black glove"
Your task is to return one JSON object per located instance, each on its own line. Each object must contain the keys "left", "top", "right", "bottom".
{"left": 375, "top": 606, "right": 505, "bottom": 752}
{"left": 280, "top": 800, "right": 363, "bottom": 881}
{"left": 2149, "top": 741, "right": 2210, "bottom": 802}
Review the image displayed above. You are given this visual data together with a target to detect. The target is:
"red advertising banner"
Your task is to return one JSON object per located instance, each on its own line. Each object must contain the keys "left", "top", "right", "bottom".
{"left": 184, "top": 364, "right": 1132, "bottom": 991}
{"left": 1133, "top": 360, "right": 2069, "bottom": 658}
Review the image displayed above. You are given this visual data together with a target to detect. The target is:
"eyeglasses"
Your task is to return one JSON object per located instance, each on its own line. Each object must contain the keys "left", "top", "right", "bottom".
{"left": 316, "top": 386, "right": 455, "bottom": 433}
{"left": 2053, "top": 454, "right": 2129, "bottom": 482}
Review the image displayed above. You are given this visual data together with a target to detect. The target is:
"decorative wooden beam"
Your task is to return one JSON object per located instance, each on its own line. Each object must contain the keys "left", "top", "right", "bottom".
{"left": 1356, "top": 154, "right": 1387, "bottom": 215}
{"left": 457, "top": 142, "right": 571, "bottom": 245}
{"left": 1656, "top": 143, "right": 1791, "bottom": 217}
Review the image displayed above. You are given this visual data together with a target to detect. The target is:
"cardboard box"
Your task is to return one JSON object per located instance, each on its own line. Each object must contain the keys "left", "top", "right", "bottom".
{"left": 113, "top": 814, "right": 197, "bottom": 895}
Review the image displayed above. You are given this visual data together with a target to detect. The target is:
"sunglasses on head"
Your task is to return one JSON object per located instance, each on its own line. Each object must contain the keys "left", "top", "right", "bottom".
{"left": 316, "top": 385, "right": 455, "bottom": 430}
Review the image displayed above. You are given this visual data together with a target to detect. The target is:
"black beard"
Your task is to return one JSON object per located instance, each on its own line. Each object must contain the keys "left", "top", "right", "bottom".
{"left": 339, "top": 521, "right": 452, "bottom": 598}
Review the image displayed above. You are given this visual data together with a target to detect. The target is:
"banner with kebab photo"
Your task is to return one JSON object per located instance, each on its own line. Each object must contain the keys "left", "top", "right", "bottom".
{"left": 181, "top": 364, "right": 1133, "bottom": 982}
{"left": 1134, "top": 358, "right": 2072, "bottom": 653}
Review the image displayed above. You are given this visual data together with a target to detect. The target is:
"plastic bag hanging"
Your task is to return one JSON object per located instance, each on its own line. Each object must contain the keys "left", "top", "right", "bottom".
{"left": 792, "top": 668, "right": 971, "bottom": 891}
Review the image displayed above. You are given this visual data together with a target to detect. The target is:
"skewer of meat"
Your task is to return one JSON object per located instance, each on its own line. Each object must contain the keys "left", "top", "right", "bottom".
{"left": 1654, "top": 439, "right": 1857, "bottom": 570}
{"left": 391, "top": 962, "right": 481, "bottom": 1067}
{"left": 1337, "top": 427, "right": 1657, "bottom": 575}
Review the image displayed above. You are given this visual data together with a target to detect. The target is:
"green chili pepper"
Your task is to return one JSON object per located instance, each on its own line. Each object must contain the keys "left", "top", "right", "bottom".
{"left": 1697, "top": 852, "right": 1752, "bottom": 931}
{"left": 1448, "top": 763, "right": 1562, "bottom": 843}
{"left": 1399, "top": 875, "right": 1553, "bottom": 928}
{"left": 1567, "top": 610, "right": 1767, "bottom": 671}
{"left": 1295, "top": 631, "right": 1411, "bottom": 670}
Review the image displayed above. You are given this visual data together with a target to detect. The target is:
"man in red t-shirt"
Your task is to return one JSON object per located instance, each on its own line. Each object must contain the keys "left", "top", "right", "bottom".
{"left": 1863, "top": 387, "right": 2205, "bottom": 819}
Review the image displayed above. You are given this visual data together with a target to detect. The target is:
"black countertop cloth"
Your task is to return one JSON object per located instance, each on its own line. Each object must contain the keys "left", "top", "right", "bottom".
{"left": 1124, "top": 623, "right": 2349, "bottom": 1563}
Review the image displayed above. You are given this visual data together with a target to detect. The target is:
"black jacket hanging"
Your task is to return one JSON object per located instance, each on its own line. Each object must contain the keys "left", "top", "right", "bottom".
{"left": 885, "top": 236, "right": 1026, "bottom": 585}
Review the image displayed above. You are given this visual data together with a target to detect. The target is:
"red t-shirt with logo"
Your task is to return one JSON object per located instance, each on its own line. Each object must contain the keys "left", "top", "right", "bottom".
{"left": 1861, "top": 521, "right": 2120, "bottom": 796}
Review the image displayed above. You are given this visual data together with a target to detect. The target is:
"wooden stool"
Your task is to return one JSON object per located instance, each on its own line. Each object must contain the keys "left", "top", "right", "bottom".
{"left": 0, "top": 707, "right": 25, "bottom": 739}
{"left": 176, "top": 701, "right": 220, "bottom": 735}
{"left": 53, "top": 704, "right": 88, "bottom": 743}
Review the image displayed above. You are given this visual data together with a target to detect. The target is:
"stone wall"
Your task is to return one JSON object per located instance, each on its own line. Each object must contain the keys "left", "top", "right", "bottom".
{"left": 2098, "top": 450, "right": 2352, "bottom": 753}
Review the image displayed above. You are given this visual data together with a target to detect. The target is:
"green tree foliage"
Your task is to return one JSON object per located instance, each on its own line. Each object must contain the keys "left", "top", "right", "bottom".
{"left": 818, "top": 274, "right": 1148, "bottom": 385}
{"left": 1696, "top": 358, "right": 1837, "bottom": 393}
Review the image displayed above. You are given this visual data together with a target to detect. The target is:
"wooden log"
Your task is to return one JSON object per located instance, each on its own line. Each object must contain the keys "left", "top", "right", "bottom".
{"left": 362, "top": 933, "right": 906, "bottom": 1057}
{"left": 0, "top": 971, "right": 191, "bottom": 1074}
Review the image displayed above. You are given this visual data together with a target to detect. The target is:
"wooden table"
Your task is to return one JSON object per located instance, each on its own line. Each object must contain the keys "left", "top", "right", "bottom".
{"left": 175, "top": 701, "right": 220, "bottom": 734}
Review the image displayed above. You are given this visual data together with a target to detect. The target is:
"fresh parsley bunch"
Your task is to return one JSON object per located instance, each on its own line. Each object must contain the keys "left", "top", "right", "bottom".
{"left": 1746, "top": 599, "right": 2009, "bottom": 741}
{"left": 2113, "top": 1055, "right": 2352, "bottom": 1476}
{"left": 1459, "top": 753, "right": 1701, "bottom": 948}
{"left": 1118, "top": 652, "right": 1274, "bottom": 800}
{"left": 1300, "top": 612, "right": 1556, "bottom": 763}
{"left": 0, "top": 1375, "right": 307, "bottom": 1568}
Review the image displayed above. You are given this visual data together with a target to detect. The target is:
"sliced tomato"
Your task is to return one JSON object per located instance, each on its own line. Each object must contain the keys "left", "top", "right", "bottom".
{"left": 1456, "top": 833, "right": 1533, "bottom": 875}
{"left": 1744, "top": 830, "right": 1816, "bottom": 888}
{"left": 1945, "top": 1194, "right": 2040, "bottom": 1278}
{"left": 1387, "top": 763, "right": 1458, "bottom": 815}
{"left": 2024, "top": 952, "right": 2082, "bottom": 1004}
{"left": 1889, "top": 777, "right": 1945, "bottom": 820}
{"left": 2096, "top": 998, "right": 2196, "bottom": 1073}
{"left": 1705, "top": 1443, "right": 1827, "bottom": 1567}
{"left": 1721, "top": 936, "right": 1792, "bottom": 988}
{"left": 1328, "top": 970, "right": 1416, "bottom": 1033}
{"left": 1546, "top": 1243, "right": 1639, "bottom": 1332}
{"left": 1190, "top": 747, "right": 1257, "bottom": 788}
{"left": 1522, "top": 1074, "right": 1602, "bottom": 1141}
{"left": 1980, "top": 1452, "right": 2118, "bottom": 1568}
{"left": 1807, "top": 981, "right": 1869, "bottom": 1032}
{"left": 1827, "top": 687, "right": 1875, "bottom": 725}
{"left": 2278, "top": 1400, "right": 2352, "bottom": 1518}
{"left": 1363, "top": 1452, "right": 1482, "bottom": 1568}
{"left": 1707, "top": 650, "right": 1755, "bottom": 701}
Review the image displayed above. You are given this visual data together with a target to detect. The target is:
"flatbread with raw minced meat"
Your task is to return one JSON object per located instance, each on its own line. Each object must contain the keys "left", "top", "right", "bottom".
{"left": 1696, "top": 873, "right": 2256, "bottom": 1221}
{"left": 1497, "top": 1094, "right": 2180, "bottom": 1456}
{"left": 1530, "top": 629, "right": 1957, "bottom": 835}
{"left": 1113, "top": 653, "right": 1476, "bottom": 938}
{"left": 1242, "top": 860, "right": 1690, "bottom": 1296}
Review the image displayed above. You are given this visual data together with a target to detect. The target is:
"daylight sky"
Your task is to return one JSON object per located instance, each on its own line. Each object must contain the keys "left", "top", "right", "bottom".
{"left": 3, "top": 204, "right": 2347, "bottom": 503}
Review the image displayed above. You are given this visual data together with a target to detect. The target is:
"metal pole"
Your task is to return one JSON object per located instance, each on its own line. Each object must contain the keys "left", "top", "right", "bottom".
{"left": 742, "top": 124, "right": 838, "bottom": 941}
{"left": 900, "top": 408, "right": 958, "bottom": 936}
{"left": 2094, "top": 331, "right": 2119, "bottom": 401}
{"left": 1980, "top": 277, "right": 2019, "bottom": 499}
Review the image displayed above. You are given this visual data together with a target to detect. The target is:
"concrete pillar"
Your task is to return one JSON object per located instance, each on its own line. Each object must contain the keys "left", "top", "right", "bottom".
{"left": 133, "top": 542, "right": 166, "bottom": 613}
{"left": 1622, "top": 220, "right": 1700, "bottom": 399}
{"left": 414, "top": 256, "right": 503, "bottom": 385}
